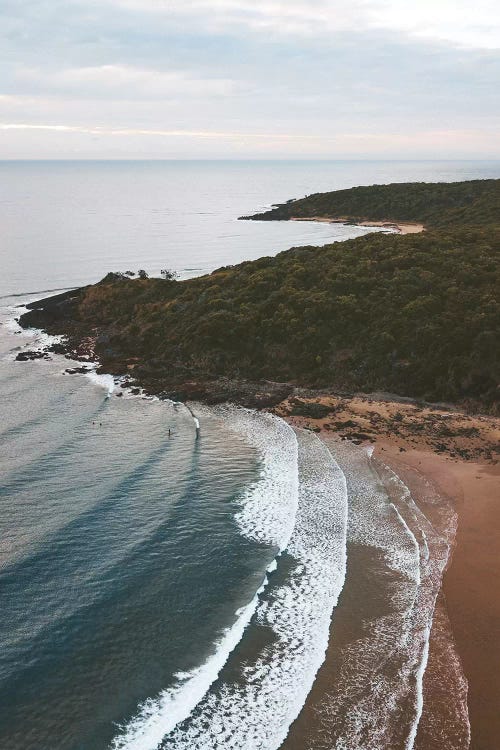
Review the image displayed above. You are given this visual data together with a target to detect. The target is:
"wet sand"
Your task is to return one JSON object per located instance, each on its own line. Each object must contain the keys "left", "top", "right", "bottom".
{"left": 389, "top": 449, "right": 500, "bottom": 750}
{"left": 275, "top": 394, "right": 499, "bottom": 750}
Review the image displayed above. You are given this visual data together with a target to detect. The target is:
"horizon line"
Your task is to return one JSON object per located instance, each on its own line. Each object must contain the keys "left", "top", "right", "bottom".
{"left": 1, "top": 157, "right": 500, "bottom": 163}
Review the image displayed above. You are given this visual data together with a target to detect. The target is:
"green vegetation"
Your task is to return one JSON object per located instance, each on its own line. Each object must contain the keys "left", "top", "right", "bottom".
{"left": 242, "top": 179, "right": 500, "bottom": 229}
{"left": 23, "top": 180, "right": 500, "bottom": 413}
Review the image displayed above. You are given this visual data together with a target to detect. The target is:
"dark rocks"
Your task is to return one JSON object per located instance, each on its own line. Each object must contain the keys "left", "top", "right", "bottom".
{"left": 65, "top": 366, "right": 92, "bottom": 375}
{"left": 144, "top": 378, "right": 293, "bottom": 410}
{"left": 19, "top": 288, "right": 84, "bottom": 330}
{"left": 15, "top": 350, "right": 50, "bottom": 361}
{"left": 348, "top": 432, "right": 373, "bottom": 442}
{"left": 49, "top": 343, "right": 69, "bottom": 355}
{"left": 289, "top": 399, "right": 332, "bottom": 419}
{"left": 434, "top": 442, "right": 448, "bottom": 453}
{"left": 333, "top": 419, "right": 359, "bottom": 429}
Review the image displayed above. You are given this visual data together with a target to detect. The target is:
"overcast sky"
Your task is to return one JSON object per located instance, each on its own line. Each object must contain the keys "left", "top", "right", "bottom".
{"left": 1, "top": 0, "right": 500, "bottom": 158}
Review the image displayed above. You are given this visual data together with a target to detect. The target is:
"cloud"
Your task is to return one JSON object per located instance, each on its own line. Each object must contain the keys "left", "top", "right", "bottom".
{"left": 0, "top": 0, "right": 499, "bottom": 157}
{"left": 0, "top": 122, "right": 310, "bottom": 138}
{"left": 100, "top": 0, "right": 500, "bottom": 48}
{"left": 98, "top": 0, "right": 370, "bottom": 35}
{"left": 15, "top": 65, "right": 239, "bottom": 99}
{"left": 370, "top": 0, "right": 500, "bottom": 49}
{"left": 2, "top": 121, "right": 498, "bottom": 153}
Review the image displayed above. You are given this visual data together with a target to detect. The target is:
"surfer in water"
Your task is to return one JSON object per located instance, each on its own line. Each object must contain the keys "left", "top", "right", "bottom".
{"left": 184, "top": 404, "right": 200, "bottom": 439}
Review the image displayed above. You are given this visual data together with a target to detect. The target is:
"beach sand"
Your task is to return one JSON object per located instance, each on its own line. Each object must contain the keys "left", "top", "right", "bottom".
{"left": 275, "top": 394, "right": 499, "bottom": 750}
{"left": 290, "top": 216, "right": 425, "bottom": 235}
{"left": 387, "top": 448, "right": 500, "bottom": 750}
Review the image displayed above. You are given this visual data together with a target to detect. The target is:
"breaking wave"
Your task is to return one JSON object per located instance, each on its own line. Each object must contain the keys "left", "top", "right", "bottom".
{"left": 84, "top": 370, "right": 116, "bottom": 398}
{"left": 109, "top": 415, "right": 348, "bottom": 750}
{"left": 311, "top": 438, "right": 459, "bottom": 750}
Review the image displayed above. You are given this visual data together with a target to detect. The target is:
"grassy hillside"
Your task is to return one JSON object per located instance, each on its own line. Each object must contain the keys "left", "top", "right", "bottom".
{"left": 23, "top": 217, "right": 500, "bottom": 413}
{"left": 241, "top": 179, "right": 500, "bottom": 229}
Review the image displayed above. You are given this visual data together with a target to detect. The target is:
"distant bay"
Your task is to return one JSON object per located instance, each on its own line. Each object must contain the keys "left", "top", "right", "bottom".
{"left": 1, "top": 159, "right": 500, "bottom": 298}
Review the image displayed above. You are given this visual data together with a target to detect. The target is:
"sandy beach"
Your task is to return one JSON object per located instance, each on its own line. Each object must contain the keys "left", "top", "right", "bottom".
{"left": 290, "top": 216, "right": 425, "bottom": 234}
{"left": 387, "top": 448, "right": 500, "bottom": 750}
{"left": 275, "top": 394, "right": 499, "bottom": 750}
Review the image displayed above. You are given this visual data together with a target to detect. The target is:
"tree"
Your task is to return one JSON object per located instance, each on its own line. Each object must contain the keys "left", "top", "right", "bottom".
{"left": 161, "top": 268, "right": 179, "bottom": 281}
{"left": 138, "top": 269, "right": 149, "bottom": 279}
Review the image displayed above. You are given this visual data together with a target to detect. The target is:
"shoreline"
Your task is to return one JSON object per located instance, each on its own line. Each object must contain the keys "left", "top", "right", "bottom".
{"left": 277, "top": 394, "right": 499, "bottom": 750}
{"left": 395, "top": 450, "right": 500, "bottom": 750}
{"left": 10, "top": 294, "right": 500, "bottom": 747}
{"left": 289, "top": 216, "right": 425, "bottom": 234}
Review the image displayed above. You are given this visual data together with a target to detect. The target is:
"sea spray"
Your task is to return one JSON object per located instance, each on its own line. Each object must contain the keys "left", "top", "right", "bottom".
{"left": 84, "top": 370, "right": 115, "bottom": 398}
{"left": 184, "top": 403, "right": 201, "bottom": 439}
{"left": 3, "top": 302, "right": 65, "bottom": 353}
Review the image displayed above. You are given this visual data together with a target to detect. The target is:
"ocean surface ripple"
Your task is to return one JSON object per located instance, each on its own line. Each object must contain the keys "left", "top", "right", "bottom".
{"left": 2, "top": 159, "right": 490, "bottom": 750}
{"left": 110, "top": 412, "right": 349, "bottom": 750}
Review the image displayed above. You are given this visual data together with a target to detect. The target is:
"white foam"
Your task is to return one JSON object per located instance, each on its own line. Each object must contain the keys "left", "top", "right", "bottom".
{"left": 311, "top": 439, "right": 460, "bottom": 750}
{"left": 377, "top": 461, "right": 458, "bottom": 750}
{"left": 406, "top": 619, "right": 431, "bottom": 750}
{"left": 196, "top": 405, "right": 300, "bottom": 552}
{"left": 108, "top": 415, "right": 348, "bottom": 750}
{"left": 184, "top": 404, "right": 202, "bottom": 436}
{"left": 2, "top": 314, "right": 27, "bottom": 335}
{"left": 108, "top": 407, "right": 302, "bottom": 750}
{"left": 2, "top": 302, "right": 65, "bottom": 355}
{"left": 389, "top": 502, "right": 421, "bottom": 587}
{"left": 156, "top": 427, "right": 348, "bottom": 750}
{"left": 85, "top": 370, "right": 115, "bottom": 398}
{"left": 110, "top": 564, "right": 275, "bottom": 750}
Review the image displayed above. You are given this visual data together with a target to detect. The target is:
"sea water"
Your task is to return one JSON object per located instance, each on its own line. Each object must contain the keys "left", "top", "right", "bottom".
{"left": 1, "top": 160, "right": 497, "bottom": 750}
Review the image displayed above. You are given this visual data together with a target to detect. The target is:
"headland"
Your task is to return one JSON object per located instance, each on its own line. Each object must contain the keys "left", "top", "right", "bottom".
{"left": 17, "top": 178, "right": 500, "bottom": 748}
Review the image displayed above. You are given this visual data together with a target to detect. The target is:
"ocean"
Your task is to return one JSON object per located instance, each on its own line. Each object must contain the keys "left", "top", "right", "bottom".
{"left": 0, "top": 160, "right": 497, "bottom": 750}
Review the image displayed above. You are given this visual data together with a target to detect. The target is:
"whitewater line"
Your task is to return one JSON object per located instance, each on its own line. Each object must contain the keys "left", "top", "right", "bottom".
{"left": 3, "top": 295, "right": 117, "bottom": 402}
{"left": 198, "top": 406, "right": 300, "bottom": 552}
{"left": 156, "top": 426, "right": 348, "bottom": 750}
{"left": 108, "top": 413, "right": 350, "bottom": 750}
{"left": 406, "top": 619, "right": 432, "bottom": 750}
{"left": 376, "top": 458, "right": 432, "bottom": 750}
{"left": 375, "top": 458, "right": 461, "bottom": 750}
{"left": 84, "top": 370, "right": 115, "bottom": 398}
{"left": 108, "top": 407, "right": 300, "bottom": 750}
{"left": 109, "top": 560, "right": 278, "bottom": 750}
{"left": 388, "top": 501, "right": 422, "bottom": 587}
{"left": 3, "top": 301, "right": 65, "bottom": 352}
{"left": 0, "top": 286, "right": 76, "bottom": 301}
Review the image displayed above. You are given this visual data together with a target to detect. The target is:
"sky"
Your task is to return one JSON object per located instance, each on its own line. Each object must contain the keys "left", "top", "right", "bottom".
{"left": 1, "top": 0, "right": 500, "bottom": 159}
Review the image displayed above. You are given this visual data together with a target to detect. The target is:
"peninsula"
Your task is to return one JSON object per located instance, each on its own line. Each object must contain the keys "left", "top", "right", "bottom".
{"left": 21, "top": 179, "right": 499, "bottom": 414}
{"left": 18, "top": 178, "right": 500, "bottom": 749}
